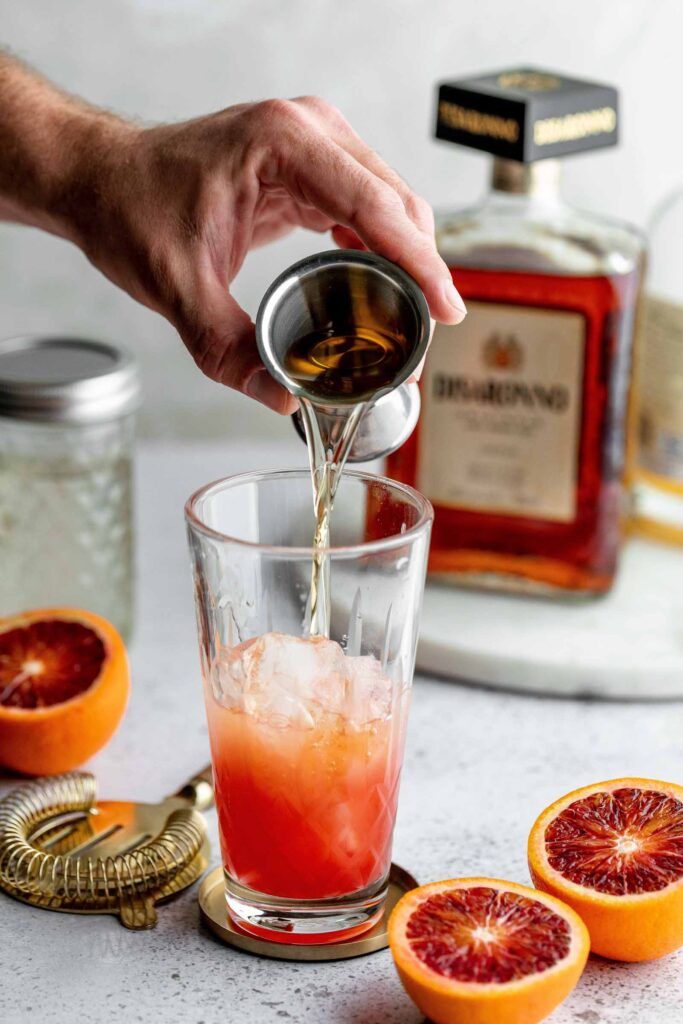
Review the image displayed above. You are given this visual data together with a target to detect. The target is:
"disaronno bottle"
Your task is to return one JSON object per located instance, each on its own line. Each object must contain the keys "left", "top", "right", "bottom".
{"left": 631, "top": 190, "right": 683, "bottom": 544}
{"left": 386, "top": 68, "right": 644, "bottom": 596}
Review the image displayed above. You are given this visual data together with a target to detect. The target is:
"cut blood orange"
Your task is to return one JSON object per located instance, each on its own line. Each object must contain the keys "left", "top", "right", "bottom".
{"left": 388, "top": 878, "right": 589, "bottom": 1024}
{"left": 529, "top": 778, "right": 683, "bottom": 961}
{"left": 0, "top": 608, "right": 129, "bottom": 775}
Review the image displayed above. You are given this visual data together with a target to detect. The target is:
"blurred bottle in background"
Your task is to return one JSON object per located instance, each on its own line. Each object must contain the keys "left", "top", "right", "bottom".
{"left": 387, "top": 68, "right": 645, "bottom": 598}
{"left": 630, "top": 190, "right": 683, "bottom": 545}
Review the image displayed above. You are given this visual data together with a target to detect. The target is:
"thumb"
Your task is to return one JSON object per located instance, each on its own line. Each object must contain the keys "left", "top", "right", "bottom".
{"left": 179, "top": 289, "right": 298, "bottom": 415}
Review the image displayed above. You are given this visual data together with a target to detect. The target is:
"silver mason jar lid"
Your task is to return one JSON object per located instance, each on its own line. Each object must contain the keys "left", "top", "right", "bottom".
{"left": 0, "top": 336, "right": 141, "bottom": 423}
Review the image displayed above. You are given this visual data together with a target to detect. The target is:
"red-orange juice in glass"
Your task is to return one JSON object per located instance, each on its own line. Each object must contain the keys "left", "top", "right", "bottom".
{"left": 204, "top": 632, "right": 409, "bottom": 940}
{"left": 186, "top": 469, "right": 432, "bottom": 944}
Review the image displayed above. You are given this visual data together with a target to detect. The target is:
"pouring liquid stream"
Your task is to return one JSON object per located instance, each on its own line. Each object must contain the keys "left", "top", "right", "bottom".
{"left": 283, "top": 326, "right": 411, "bottom": 638}
{"left": 297, "top": 398, "right": 368, "bottom": 638}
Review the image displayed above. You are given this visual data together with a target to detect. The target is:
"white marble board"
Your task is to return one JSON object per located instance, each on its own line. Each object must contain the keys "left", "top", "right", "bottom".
{"left": 417, "top": 538, "right": 683, "bottom": 699}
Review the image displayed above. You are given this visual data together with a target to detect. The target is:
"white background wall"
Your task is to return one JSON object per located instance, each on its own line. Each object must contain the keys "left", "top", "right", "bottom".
{"left": 1, "top": 0, "right": 681, "bottom": 439}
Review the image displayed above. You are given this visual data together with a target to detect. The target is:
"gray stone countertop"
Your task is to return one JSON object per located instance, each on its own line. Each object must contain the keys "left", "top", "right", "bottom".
{"left": 2, "top": 440, "right": 682, "bottom": 1024}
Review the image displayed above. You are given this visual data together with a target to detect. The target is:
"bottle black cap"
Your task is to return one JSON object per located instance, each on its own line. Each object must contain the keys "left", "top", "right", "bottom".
{"left": 435, "top": 67, "right": 618, "bottom": 163}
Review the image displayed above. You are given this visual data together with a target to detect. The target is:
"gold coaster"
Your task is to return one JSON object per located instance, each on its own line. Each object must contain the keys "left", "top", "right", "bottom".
{"left": 198, "top": 864, "right": 417, "bottom": 961}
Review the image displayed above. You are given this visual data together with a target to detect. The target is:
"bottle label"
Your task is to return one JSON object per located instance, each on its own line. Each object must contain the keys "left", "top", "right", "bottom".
{"left": 417, "top": 301, "right": 585, "bottom": 521}
{"left": 638, "top": 295, "right": 683, "bottom": 483}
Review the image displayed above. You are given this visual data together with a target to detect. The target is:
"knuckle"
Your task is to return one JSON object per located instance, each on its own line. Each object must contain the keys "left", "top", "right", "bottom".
{"left": 185, "top": 322, "right": 230, "bottom": 383}
{"left": 406, "top": 192, "right": 435, "bottom": 230}
{"left": 231, "top": 364, "right": 257, "bottom": 394}
{"left": 295, "top": 94, "right": 326, "bottom": 111}
{"left": 411, "top": 232, "right": 439, "bottom": 262}
{"left": 296, "top": 95, "right": 344, "bottom": 123}
{"left": 187, "top": 324, "right": 253, "bottom": 391}
{"left": 188, "top": 326, "right": 221, "bottom": 380}
{"left": 364, "top": 180, "right": 405, "bottom": 218}
{"left": 257, "top": 97, "right": 303, "bottom": 128}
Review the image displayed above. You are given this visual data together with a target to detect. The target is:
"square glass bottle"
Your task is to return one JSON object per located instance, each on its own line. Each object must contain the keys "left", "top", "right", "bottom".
{"left": 387, "top": 69, "right": 645, "bottom": 597}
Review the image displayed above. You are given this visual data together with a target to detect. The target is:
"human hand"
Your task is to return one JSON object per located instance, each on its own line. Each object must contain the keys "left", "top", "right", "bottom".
{"left": 61, "top": 97, "right": 466, "bottom": 412}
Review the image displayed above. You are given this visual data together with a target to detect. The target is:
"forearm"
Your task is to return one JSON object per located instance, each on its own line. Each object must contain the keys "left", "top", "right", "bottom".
{"left": 0, "top": 51, "right": 134, "bottom": 242}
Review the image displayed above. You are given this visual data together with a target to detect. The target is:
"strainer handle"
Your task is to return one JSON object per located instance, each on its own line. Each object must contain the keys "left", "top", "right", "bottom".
{"left": 172, "top": 764, "right": 214, "bottom": 810}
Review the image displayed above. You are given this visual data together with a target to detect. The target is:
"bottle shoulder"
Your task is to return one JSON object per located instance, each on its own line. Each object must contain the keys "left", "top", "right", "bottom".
{"left": 436, "top": 195, "right": 645, "bottom": 277}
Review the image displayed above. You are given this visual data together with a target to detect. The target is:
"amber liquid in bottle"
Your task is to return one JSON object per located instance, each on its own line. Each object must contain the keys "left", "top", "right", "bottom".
{"left": 387, "top": 263, "right": 641, "bottom": 595}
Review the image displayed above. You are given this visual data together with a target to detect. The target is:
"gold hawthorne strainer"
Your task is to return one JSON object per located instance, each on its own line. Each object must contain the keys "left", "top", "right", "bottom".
{"left": 0, "top": 765, "right": 213, "bottom": 929}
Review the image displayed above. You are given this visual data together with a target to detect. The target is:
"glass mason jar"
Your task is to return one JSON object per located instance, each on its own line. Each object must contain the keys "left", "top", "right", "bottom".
{"left": 0, "top": 336, "right": 140, "bottom": 640}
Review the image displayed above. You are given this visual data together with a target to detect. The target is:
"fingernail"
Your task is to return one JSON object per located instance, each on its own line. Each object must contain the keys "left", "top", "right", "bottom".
{"left": 441, "top": 278, "right": 467, "bottom": 321}
{"left": 247, "top": 369, "right": 296, "bottom": 414}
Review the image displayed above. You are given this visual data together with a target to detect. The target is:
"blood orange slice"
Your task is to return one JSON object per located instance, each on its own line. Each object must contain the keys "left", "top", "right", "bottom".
{"left": 0, "top": 608, "right": 129, "bottom": 775}
{"left": 529, "top": 778, "right": 683, "bottom": 961}
{"left": 388, "top": 878, "right": 588, "bottom": 1024}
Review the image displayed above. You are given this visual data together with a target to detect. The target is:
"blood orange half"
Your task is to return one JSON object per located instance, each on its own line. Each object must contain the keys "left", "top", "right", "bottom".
{"left": 388, "top": 878, "right": 588, "bottom": 1024}
{"left": 0, "top": 608, "right": 129, "bottom": 775}
{"left": 529, "top": 778, "right": 683, "bottom": 961}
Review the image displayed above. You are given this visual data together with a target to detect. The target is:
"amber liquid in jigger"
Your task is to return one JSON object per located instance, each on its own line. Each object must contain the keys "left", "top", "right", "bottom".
{"left": 282, "top": 326, "right": 413, "bottom": 402}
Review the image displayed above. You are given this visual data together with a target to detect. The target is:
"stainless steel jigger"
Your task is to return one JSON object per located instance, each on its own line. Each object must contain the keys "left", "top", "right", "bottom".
{"left": 255, "top": 249, "right": 430, "bottom": 461}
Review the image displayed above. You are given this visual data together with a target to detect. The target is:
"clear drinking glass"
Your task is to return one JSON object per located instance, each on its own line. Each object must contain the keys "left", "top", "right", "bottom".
{"left": 185, "top": 468, "right": 432, "bottom": 943}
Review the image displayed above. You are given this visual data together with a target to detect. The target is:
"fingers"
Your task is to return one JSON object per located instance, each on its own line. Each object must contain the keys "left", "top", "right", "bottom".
{"left": 178, "top": 287, "right": 298, "bottom": 415}
{"left": 331, "top": 225, "right": 367, "bottom": 251}
{"left": 294, "top": 97, "right": 435, "bottom": 236}
{"left": 270, "top": 131, "right": 466, "bottom": 325}
{"left": 250, "top": 200, "right": 336, "bottom": 249}
{"left": 246, "top": 368, "right": 299, "bottom": 413}
{"left": 332, "top": 229, "right": 437, "bottom": 382}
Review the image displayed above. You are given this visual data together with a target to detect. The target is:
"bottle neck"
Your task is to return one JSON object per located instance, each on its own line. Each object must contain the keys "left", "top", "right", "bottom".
{"left": 491, "top": 158, "right": 561, "bottom": 201}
